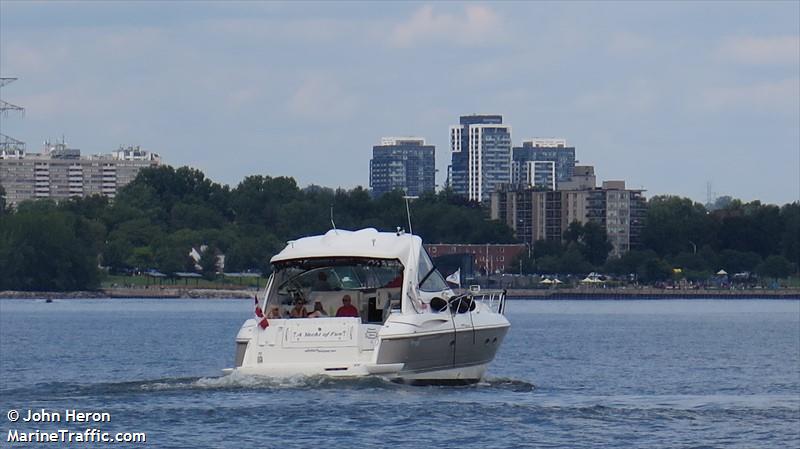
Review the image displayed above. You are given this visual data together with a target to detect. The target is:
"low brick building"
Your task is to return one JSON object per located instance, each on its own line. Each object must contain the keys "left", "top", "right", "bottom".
{"left": 425, "top": 243, "right": 527, "bottom": 276}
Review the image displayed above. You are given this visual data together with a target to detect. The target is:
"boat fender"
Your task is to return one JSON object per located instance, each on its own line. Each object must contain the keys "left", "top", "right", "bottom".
{"left": 429, "top": 297, "right": 448, "bottom": 313}
{"left": 448, "top": 296, "right": 474, "bottom": 314}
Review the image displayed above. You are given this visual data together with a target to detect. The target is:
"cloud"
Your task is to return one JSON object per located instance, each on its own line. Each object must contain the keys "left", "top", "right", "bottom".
{"left": 717, "top": 35, "right": 800, "bottom": 65}
{"left": 390, "top": 4, "right": 505, "bottom": 48}
{"left": 287, "top": 76, "right": 358, "bottom": 120}
{"left": 700, "top": 78, "right": 800, "bottom": 113}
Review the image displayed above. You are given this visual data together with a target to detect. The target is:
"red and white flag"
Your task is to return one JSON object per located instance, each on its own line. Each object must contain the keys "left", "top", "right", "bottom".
{"left": 254, "top": 295, "right": 268, "bottom": 329}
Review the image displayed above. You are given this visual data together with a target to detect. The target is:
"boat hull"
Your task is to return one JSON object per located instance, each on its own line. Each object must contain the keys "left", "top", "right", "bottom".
{"left": 377, "top": 325, "right": 509, "bottom": 377}
{"left": 230, "top": 318, "right": 509, "bottom": 384}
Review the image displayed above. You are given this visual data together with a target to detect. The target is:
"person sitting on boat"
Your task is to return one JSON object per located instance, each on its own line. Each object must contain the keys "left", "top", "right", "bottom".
{"left": 307, "top": 301, "right": 328, "bottom": 318}
{"left": 335, "top": 295, "right": 359, "bottom": 318}
{"left": 290, "top": 299, "right": 309, "bottom": 318}
{"left": 266, "top": 306, "right": 282, "bottom": 319}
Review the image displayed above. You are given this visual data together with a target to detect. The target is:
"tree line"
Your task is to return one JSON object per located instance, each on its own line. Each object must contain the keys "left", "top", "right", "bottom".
{"left": 512, "top": 196, "right": 799, "bottom": 283}
{"left": 0, "top": 166, "right": 514, "bottom": 290}
{"left": 0, "top": 166, "right": 797, "bottom": 290}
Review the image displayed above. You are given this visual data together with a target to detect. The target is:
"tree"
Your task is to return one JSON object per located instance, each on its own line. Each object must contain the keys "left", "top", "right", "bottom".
{"left": 510, "top": 251, "right": 536, "bottom": 274}
{"left": 638, "top": 257, "right": 672, "bottom": 283}
{"left": 102, "top": 238, "right": 133, "bottom": 273}
{"left": 153, "top": 236, "right": 192, "bottom": 276}
{"left": 580, "top": 222, "right": 613, "bottom": 266}
{"left": 115, "top": 165, "right": 232, "bottom": 229}
{"left": 780, "top": 203, "right": 800, "bottom": 272}
{"left": 717, "top": 249, "right": 761, "bottom": 274}
{"left": 199, "top": 246, "right": 220, "bottom": 280}
{"left": 756, "top": 255, "right": 793, "bottom": 280}
{"left": 642, "top": 196, "right": 714, "bottom": 257}
{"left": 670, "top": 251, "right": 710, "bottom": 272}
{"left": 0, "top": 183, "right": 6, "bottom": 215}
{"left": 706, "top": 195, "right": 734, "bottom": 211}
{"left": 58, "top": 195, "right": 109, "bottom": 220}
{"left": 558, "top": 244, "right": 593, "bottom": 274}
{"left": 536, "top": 255, "right": 561, "bottom": 274}
{"left": 0, "top": 210, "right": 100, "bottom": 290}
{"left": 715, "top": 202, "right": 783, "bottom": 257}
{"left": 563, "top": 221, "right": 612, "bottom": 267}
{"left": 127, "top": 246, "right": 155, "bottom": 271}
{"left": 604, "top": 250, "right": 670, "bottom": 283}
{"left": 225, "top": 233, "right": 282, "bottom": 274}
{"left": 532, "top": 239, "right": 563, "bottom": 258}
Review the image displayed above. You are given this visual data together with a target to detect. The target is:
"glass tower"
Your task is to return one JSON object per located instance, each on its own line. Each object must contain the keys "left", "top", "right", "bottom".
{"left": 449, "top": 115, "right": 512, "bottom": 203}
{"left": 512, "top": 139, "right": 576, "bottom": 188}
{"left": 369, "top": 137, "right": 435, "bottom": 198}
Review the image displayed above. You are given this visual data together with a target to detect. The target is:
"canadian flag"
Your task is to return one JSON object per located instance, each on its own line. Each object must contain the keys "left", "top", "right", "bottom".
{"left": 254, "top": 296, "right": 269, "bottom": 329}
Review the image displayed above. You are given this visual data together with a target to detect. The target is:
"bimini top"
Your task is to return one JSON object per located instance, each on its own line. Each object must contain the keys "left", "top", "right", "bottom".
{"left": 270, "top": 228, "right": 420, "bottom": 264}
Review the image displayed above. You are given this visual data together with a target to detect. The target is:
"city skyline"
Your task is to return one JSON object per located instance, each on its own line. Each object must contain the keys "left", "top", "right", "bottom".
{"left": 1, "top": 2, "right": 798, "bottom": 205}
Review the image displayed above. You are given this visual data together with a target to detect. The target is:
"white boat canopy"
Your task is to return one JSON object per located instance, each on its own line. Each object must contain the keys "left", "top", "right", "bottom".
{"left": 268, "top": 228, "right": 450, "bottom": 314}
{"left": 272, "top": 228, "right": 418, "bottom": 266}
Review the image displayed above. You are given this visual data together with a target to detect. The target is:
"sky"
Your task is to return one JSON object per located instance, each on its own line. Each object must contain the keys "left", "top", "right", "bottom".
{"left": 1, "top": 1, "right": 798, "bottom": 205}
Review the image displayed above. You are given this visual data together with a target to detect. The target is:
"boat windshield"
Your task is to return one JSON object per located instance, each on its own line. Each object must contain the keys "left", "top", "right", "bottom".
{"left": 417, "top": 247, "right": 448, "bottom": 292}
{"left": 265, "top": 258, "right": 404, "bottom": 320}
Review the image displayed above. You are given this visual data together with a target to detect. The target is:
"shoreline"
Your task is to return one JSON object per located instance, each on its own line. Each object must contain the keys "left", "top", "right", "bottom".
{"left": 503, "top": 287, "right": 800, "bottom": 300}
{"left": 0, "top": 288, "right": 256, "bottom": 300}
{"left": 1, "top": 287, "right": 798, "bottom": 300}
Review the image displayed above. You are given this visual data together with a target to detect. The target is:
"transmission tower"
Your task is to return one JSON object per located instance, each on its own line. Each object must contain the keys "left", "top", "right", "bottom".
{"left": 0, "top": 77, "right": 25, "bottom": 154}
{"left": 705, "top": 181, "right": 718, "bottom": 207}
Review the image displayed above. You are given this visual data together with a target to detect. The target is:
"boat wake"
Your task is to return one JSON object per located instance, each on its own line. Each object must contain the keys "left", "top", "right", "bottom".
{"left": 477, "top": 377, "right": 536, "bottom": 392}
{"left": 5, "top": 373, "right": 536, "bottom": 398}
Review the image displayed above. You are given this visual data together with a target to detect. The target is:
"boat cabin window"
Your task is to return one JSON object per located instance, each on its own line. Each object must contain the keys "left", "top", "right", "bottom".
{"left": 417, "top": 248, "right": 448, "bottom": 292}
{"left": 266, "top": 258, "right": 404, "bottom": 322}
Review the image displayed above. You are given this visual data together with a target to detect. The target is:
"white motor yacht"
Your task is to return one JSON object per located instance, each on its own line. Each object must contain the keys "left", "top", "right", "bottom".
{"left": 227, "top": 228, "right": 510, "bottom": 384}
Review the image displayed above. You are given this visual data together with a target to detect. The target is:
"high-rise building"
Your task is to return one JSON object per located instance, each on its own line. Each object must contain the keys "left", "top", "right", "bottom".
{"left": 449, "top": 114, "right": 512, "bottom": 203}
{"left": 369, "top": 137, "right": 435, "bottom": 198}
{"left": 512, "top": 138, "right": 576, "bottom": 189}
{"left": 0, "top": 141, "right": 161, "bottom": 206}
{"left": 526, "top": 160, "right": 556, "bottom": 191}
{"left": 491, "top": 181, "right": 646, "bottom": 257}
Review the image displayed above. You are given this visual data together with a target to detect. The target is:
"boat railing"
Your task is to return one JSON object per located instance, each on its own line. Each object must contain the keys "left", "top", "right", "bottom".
{"left": 464, "top": 288, "right": 507, "bottom": 315}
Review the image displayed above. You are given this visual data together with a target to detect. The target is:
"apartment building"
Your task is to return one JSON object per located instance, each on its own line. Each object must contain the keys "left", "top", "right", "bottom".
{"left": 0, "top": 142, "right": 161, "bottom": 206}
{"left": 369, "top": 137, "right": 435, "bottom": 198}
{"left": 491, "top": 180, "right": 646, "bottom": 257}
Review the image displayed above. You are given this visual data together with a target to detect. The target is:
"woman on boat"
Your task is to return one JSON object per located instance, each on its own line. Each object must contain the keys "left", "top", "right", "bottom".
{"left": 307, "top": 301, "right": 328, "bottom": 318}
{"left": 267, "top": 306, "right": 282, "bottom": 319}
{"left": 290, "top": 299, "right": 309, "bottom": 318}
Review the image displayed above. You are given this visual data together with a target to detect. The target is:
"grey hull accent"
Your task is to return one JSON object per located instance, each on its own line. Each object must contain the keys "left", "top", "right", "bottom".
{"left": 455, "top": 326, "right": 509, "bottom": 367}
{"left": 377, "top": 331, "right": 454, "bottom": 372}
{"left": 376, "top": 325, "right": 509, "bottom": 376}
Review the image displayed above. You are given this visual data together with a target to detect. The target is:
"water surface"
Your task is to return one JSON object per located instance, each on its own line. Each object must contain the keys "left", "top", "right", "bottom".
{"left": 1, "top": 299, "right": 798, "bottom": 448}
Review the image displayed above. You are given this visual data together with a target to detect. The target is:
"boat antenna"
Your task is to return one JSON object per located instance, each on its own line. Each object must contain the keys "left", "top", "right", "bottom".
{"left": 403, "top": 195, "right": 418, "bottom": 235}
{"left": 330, "top": 204, "right": 338, "bottom": 233}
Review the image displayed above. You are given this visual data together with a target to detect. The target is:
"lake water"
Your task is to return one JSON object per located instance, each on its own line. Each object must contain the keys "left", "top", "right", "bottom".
{"left": 1, "top": 298, "right": 798, "bottom": 448}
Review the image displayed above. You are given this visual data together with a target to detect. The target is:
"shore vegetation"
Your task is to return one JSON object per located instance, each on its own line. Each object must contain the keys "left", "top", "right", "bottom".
{"left": 0, "top": 167, "right": 797, "bottom": 291}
